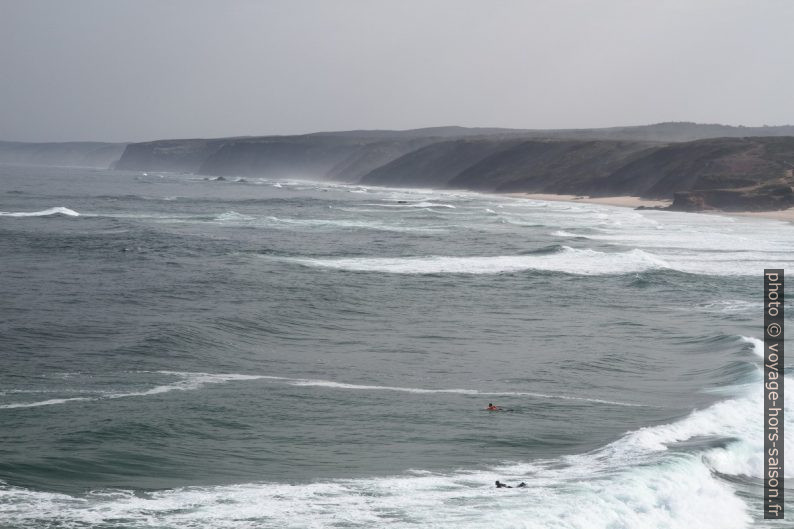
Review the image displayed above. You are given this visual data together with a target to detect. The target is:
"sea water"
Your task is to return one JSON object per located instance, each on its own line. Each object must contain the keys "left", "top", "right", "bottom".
{"left": 0, "top": 164, "right": 792, "bottom": 528}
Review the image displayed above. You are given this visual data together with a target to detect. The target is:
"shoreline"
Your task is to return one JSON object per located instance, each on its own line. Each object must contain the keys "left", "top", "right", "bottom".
{"left": 508, "top": 193, "right": 794, "bottom": 222}
{"left": 507, "top": 193, "right": 672, "bottom": 209}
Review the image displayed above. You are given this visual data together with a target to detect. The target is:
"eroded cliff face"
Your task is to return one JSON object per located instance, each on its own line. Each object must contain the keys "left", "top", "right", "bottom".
{"left": 360, "top": 139, "right": 527, "bottom": 188}
{"left": 195, "top": 137, "right": 381, "bottom": 180}
{"left": 358, "top": 136, "right": 794, "bottom": 211}
{"left": 446, "top": 140, "right": 655, "bottom": 194}
{"left": 600, "top": 137, "right": 794, "bottom": 198}
{"left": 111, "top": 127, "right": 528, "bottom": 177}
{"left": 113, "top": 139, "right": 229, "bottom": 172}
{"left": 109, "top": 125, "right": 794, "bottom": 212}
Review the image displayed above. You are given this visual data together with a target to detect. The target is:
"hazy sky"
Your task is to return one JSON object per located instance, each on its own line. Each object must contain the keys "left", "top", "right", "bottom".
{"left": 1, "top": 0, "right": 792, "bottom": 142}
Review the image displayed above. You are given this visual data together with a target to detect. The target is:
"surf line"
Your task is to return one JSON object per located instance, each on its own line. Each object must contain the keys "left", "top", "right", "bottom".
{"left": 764, "top": 269, "right": 785, "bottom": 519}
{"left": 0, "top": 372, "right": 645, "bottom": 410}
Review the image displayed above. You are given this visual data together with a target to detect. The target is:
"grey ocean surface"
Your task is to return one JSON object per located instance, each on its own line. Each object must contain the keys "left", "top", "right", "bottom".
{"left": 0, "top": 165, "right": 792, "bottom": 528}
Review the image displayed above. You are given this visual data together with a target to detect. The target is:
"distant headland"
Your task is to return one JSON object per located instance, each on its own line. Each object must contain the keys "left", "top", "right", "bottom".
{"left": 4, "top": 122, "right": 794, "bottom": 214}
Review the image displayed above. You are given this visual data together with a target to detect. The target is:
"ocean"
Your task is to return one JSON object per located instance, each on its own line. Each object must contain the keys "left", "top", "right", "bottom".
{"left": 0, "top": 164, "right": 791, "bottom": 528}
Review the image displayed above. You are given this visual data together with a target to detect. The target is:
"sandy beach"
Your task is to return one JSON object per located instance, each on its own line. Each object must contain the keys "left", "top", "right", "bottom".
{"left": 510, "top": 193, "right": 794, "bottom": 222}
{"left": 509, "top": 193, "right": 672, "bottom": 209}
{"left": 723, "top": 209, "right": 794, "bottom": 222}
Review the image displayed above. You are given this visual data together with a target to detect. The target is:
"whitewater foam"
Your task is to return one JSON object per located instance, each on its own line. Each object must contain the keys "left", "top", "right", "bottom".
{"left": 260, "top": 215, "right": 445, "bottom": 233}
{"left": 2, "top": 371, "right": 785, "bottom": 528}
{"left": 277, "top": 246, "right": 669, "bottom": 275}
{"left": 0, "top": 207, "right": 80, "bottom": 217}
{"left": 282, "top": 378, "right": 641, "bottom": 406}
{"left": 739, "top": 336, "right": 764, "bottom": 358}
{"left": 0, "top": 372, "right": 266, "bottom": 410}
{"left": 214, "top": 211, "right": 255, "bottom": 222}
{"left": 1, "top": 372, "right": 640, "bottom": 410}
{"left": 695, "top": 300, "right": 764, "bottom": 314}
{"left": 273, "top": 243, "right": 791, "bottom": 276}
{"left": 0, "top": 397, "right": 94, "bottom": 409}
{"left": 1, "top": 341, "right": 789, "bottom": 528}
{"left": 362, "top": 201, "right": 457, "bottom": 209}
{"left": 551, "top": 230, "right": 585, "bottom": 238}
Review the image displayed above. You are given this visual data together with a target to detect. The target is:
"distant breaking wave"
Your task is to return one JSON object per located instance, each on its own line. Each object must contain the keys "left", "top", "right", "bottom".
{"left": 2, "top": 367, "right": 787, "bottom": 529}
{"left": 272, "top": 245, "right": 787, "bottom": 277}
{"left": 0, "top": 371, "right": 640, "bottom": 409}
{"left": 738, "top": 336, "right": 764, "bottom": 358}
{"left": 0, "top": 373, "right": 262, "bottom": 409}
{"left": 281, "top": 377, "right": 641, "bottom": 406}
{"left": 362, "top": 201, "right": 457, "bottom": 209}
{"left": 551, "top": 230, "right": 588, "bottom": 238}
{"left": 276, "top": 246, "right": 669, "bottom": 275}
{"left": 0, "top": 207, "right": 80, "bottom": 217}
{"left": 214, "top": 211, "right": 255, "bottom": 222}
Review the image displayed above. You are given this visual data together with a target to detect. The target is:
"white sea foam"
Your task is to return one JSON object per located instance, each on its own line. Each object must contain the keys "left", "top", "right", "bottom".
{"left": 0, "top": 397, "right": 93, "bottom": 409}
{"left": 738, "top": 336, "right": 764, "bottom": 358}
{"left": 214, "top": 211, "right": 255, "bottom": 222}
{"left": 1, "top": 372, "right": 639, "bottom": 410}
{"left": 278, "top": 246, "right": 669, "bottom": 275}
{"left": 0, "top": 372, "right": 266, "bottom": 410}
{"left": 2, "top": 370, "right": 786, "bottom": 528}
{"left": 695, "top": 300, "right": 764, "bottom": 314}
{"left": 275, "top": 243, "right": 791, "bottom": 276}
{"left": 362, "top": 201, "right": 457, "bottom": 209}
{"left": 0, "top": 464, "right": 750, "bottom": 528}
{"left": 0, "top": 207, "right": 80, "bottom": 217}
{"left": 262, "top": 215, "right": 444, "bottom": 233}
{"left": 282, "top": 378, "right": 640, "bottom": 406}
{"left": 551, "top": 230, "right": 584, "bottom": 238}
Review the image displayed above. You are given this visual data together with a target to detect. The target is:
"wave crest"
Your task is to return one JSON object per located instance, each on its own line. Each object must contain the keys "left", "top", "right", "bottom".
{"left": 276, "top": 246, "right": 669, "bottom": 275}
{"left": 0, "top": 207, "right": 80, "bottom": 217}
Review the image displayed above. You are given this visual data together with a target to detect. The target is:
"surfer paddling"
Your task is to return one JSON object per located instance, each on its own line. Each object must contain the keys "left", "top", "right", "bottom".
{"left": 486, "top": 403, "right": 503, "bottom": 411}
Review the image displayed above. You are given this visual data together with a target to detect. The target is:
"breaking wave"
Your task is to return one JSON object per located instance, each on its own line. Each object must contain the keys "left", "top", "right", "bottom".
{"left": 1, "top": 361, "right": 787, "bottom": 529}
{"left": 0, "top": 207, "right": 80, "bottom": 217}
{"left": 0, "top": 373, "right": 264, "bottom": 409}
{"left": 272, "top": 244, "right": 788, "bottom": 277}
{"left": 276, "top": 246, "right": 669, "bottom": 275}
{"left": 1, "top": 372, "right": 639, "bottom": 409}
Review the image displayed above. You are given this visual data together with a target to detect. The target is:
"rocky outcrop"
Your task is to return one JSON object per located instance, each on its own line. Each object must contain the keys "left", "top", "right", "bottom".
{"left": 670, "top": 183, "right": 794, "bottom": 212}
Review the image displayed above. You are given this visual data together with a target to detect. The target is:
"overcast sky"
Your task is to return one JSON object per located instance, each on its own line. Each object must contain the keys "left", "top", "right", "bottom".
{"left": 1, "top": 0, "right": 792, "bottom": 142}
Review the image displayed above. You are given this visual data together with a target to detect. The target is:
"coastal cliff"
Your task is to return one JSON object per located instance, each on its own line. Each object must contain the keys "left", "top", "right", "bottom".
{"left": 113, "top": 138, "right": 230, "bottom": 172}
{"left": 113, "top": 127, "right": 525, "bottom": 178}
{"left": 110, "top": 123, "right": 794, "bottom": 213}
{"left": 360, "top": 136, "right": 794, "bottom": 212}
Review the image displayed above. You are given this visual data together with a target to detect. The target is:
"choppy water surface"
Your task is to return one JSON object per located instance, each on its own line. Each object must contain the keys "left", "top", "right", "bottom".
{"left": 0, "top": 165, "right": 792, "bottom": 528}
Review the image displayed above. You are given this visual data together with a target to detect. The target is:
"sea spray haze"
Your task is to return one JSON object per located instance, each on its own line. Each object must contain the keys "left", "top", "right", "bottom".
{"left": 0, "top": 165, "right": 791, "bottom": 528}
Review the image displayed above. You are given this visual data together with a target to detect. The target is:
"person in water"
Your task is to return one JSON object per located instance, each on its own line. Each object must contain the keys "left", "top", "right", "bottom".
{"left": 487, "top": 403, "right": 503, "bottom": 411}
{"left": 495, "top": 480, "right": 527, "bottom": 489}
